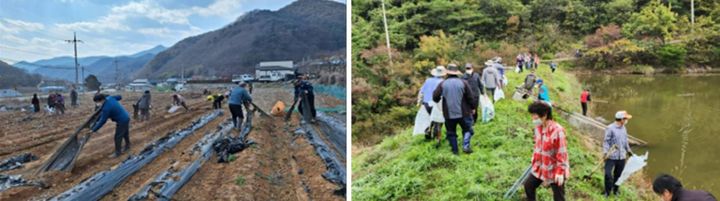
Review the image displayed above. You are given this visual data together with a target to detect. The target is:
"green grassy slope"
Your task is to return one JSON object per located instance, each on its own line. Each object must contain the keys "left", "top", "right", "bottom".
{"left": 352, "top": 65, "right": 654, "bottom": 200}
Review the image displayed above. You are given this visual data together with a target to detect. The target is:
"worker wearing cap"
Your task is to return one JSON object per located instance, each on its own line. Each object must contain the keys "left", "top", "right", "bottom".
{"left": 91, "top": 94, "right": 131, "bottom": 158}
{"left": 603, "top": 110, "right": 635, "bottom": 197}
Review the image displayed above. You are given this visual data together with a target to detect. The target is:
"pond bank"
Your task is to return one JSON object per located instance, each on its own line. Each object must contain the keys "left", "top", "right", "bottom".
{"left": 351, "top": 65, "right": 655, "bottom": 200}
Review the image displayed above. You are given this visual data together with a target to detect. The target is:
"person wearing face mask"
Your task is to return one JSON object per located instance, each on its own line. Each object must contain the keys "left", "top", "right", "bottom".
{"left": 652, "top": 174, "right": 716, "bottom": 201}
{"left": 462, "top": 63, "right": 483, "bottom": 123}
{"left": 603, "top": 110, "right": 634, "bottom": 197}
{"left": 524, "top": 101, "right": 569, "bottom": 201}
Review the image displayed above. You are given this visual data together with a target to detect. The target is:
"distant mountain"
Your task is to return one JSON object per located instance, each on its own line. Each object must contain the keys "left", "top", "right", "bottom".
{"left": 135, "top": 0, "right": 346, "bottom": 79}
{"left": 128, "top": 45, "right": 166, "bottom": 58}
{"left": 12, "top": 45, "right": 165, "bottom": 83}
{"left": 0, "top": 60, "right": 42, "bottom": 88}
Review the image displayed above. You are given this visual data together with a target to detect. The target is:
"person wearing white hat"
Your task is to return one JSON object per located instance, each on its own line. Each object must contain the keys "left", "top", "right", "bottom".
{"left": 603, "top": 110, "right": 635, "bottom": 197}
{"left": 481, "top": 60, "right": 502, "bottom": 102}
{"left": 433, "top": 64, "right": 478, "bottom": 154}
{"left": 418, "top": 66, "right": 446, "bottom": 140}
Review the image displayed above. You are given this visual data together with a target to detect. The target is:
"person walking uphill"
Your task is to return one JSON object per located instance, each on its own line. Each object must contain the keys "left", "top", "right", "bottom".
{"left": 524, "top": 101, "right": 569, "bottom": 201}
{"left": 294, "top": 75, "right": 317, "bottom": 122}
{"left": 91, "top": 94, "right": 131, "bottom": 158}
{"left": 463, "top": 63, "right": 483, "bottom": 123}
{"left": 228, "top": 82, "right": 252, "bottom": 130}
{"left": 432, "top": 64, "right": 478, "bottom": 154}
{"left": 481, "top": 60, "right": 502, "bottom": 102}
{"left": 136, "top": 90, "right": 151, "bottom": 122}
{"left": 604, "top": 111, "right": 634, "bottom": 197}
{"left": 418, "top": 66, "right": 446, "bottom": 141}
{"left": 580, "top": 88, "right": 591, "bottom": 116}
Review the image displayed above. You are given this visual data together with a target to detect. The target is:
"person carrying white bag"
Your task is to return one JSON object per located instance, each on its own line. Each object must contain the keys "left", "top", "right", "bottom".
{"left": 413, "top": 66, "right": 446, "bottom": 142}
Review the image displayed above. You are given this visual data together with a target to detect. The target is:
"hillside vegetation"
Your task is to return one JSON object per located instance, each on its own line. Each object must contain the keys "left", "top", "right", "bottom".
{"left": 352, "top": 66, "right": 654, "bottom": 200}
{"left": 351, "top": 0, "right": 720, "bottom": 143}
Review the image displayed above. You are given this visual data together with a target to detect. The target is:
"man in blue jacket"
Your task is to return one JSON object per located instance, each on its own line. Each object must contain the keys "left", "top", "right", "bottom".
{"left": 91, "top": 94, "right": 131, "bottom": 158}
{"left": 228, "top": 82, "right": 253, "bottom": 130}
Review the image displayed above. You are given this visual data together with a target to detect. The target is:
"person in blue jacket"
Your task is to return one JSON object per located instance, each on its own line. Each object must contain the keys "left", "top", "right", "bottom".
{"left": 91, "top": 94, "right": 131, "bottom": 158}
{"left": 228, "top": 82, "right": 253, "bottom": 130}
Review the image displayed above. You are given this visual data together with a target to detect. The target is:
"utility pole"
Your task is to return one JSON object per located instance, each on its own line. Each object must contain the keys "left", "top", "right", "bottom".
{"left": 65, "top": 32, "right": 83, "bottom": 85}
{"left": 381, "top": 0, "right": 392, "bottom": 62}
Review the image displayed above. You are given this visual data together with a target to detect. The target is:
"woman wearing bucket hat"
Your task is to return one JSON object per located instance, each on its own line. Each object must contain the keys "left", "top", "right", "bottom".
{"left": 418, "top": 66, "right": 446, "bottom": 141}
{"left": 433, "top": 64, "right": 478, "bottom": 154}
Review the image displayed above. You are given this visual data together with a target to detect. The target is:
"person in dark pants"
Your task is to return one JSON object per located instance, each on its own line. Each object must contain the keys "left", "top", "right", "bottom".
{"left": 652, "top": 174, "right": 717, "bottom": 201}
{"left": 31, "top": 93, "right": 40, "bottom": 113}
{"left": 54, "top": 92, "right": 65, "bottom": 114}
{"left": 70, "top": 86, "right": 78, "bottom": 107}
{"left": 419, "top": 66, "right": 446, "bottom": 141}
{"left": 580, "top": 88, "right": 591, "bottom": 116}
{"left": 47, "top": 93, "right": 55, "bottom": 111}
{"left": 91, "top": 94, "right": 131, "bottom": 158}
{"left": 603, "top": 111, "right": 634, "bottom": 197}
{"left": 207, "top": 93, "right": 224, "bottom": 109}
{"left": 432, "top": 64, "right": 478, "bottom": 154}
{"left": 463, "top": 63, "right": 483, "bottom": 123}
{"left": 481, "top": 60, "right": 501, "bottom": 102}
{"left": 294, "top": 75, "right": 316, "bottom": 122}
{"left": 136, "top": 90, "right": 151, "bottom": 121}
{"left": 228, "top": 83, "right": 252, "bottom": 130}
{"left": 524, "top": 101, "right": 569, "bottom": 201}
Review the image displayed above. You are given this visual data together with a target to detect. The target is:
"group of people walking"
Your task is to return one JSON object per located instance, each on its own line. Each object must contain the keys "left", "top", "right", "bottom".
{"left": 418, "top": 58, "right": 506, "bottom": 155}
{"left": 516, "top": 52, "right": 539, "bottom": 73}
{"left": 416, "top": 57, "right": 715, "bottom": 201}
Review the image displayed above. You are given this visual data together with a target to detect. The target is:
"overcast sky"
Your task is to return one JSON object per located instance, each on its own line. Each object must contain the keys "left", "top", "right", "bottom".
{"left": 0, "top": 0, "right": 345, "bottom": 63}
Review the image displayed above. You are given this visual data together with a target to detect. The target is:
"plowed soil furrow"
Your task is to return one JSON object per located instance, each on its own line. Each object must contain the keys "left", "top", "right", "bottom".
{"left": 0, "top": 94, "right": 210, "bottom": 200}
{"left": 173, "top": 115, "right": 343, "bottom": 201}
{"left": 98, "top": 113, "right": 227, "bottom": 201}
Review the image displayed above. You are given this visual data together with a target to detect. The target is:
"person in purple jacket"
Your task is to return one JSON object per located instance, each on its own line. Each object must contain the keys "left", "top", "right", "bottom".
{"left": 91, "top": 94, "right": 131, "bottom": 158}
{"left": 653, "top": 174, "right": 716, "bottom": 201}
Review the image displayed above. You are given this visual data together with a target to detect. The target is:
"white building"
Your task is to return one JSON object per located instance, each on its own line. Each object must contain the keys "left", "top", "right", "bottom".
{"left": 126, "top": 79, "right": 152, "bottom": 92}
{"left": 255, "top": 61, "right": 295, "bottom": 82}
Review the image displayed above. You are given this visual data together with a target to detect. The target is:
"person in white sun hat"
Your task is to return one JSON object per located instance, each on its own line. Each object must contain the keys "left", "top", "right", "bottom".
{"left": 603, "top": 110, "right": 635, "bottom": 197}
{"left": 418, "top": 65, "right": 447, "bottom": 141}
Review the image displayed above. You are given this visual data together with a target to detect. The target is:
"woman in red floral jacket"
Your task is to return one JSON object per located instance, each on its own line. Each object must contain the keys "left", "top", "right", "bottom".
{"left": 524, "top": 101, "right": 569, "bottom": 201}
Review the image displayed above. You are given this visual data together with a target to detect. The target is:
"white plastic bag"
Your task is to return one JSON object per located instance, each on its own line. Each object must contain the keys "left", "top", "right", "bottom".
{"left": 502, "top": 75, "right": 509, "bottom": 86}
{"left": 615, "top": 152, "right": 648, "bottom": 185}
{"left": 515, "top": 67, "right": 520, "bottom": 73}
{"left": 413, "top": 105, "right": 431, "bottom": 135}
{"left": 430, "top": 100, "right": 445, "bottom": 123}
{"left": 480, "top": 95, "right": 494, "bottom": 122}
{"left": 168, "top": 105, "right": 180, "bottom": 113}
{"left": 494, "top": 88, "right": 505, "bottom": 101}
